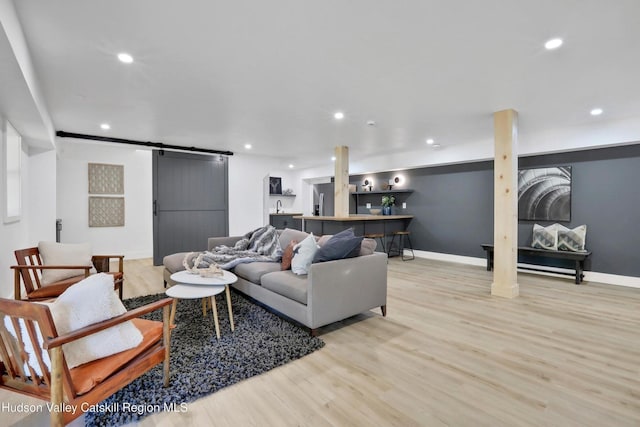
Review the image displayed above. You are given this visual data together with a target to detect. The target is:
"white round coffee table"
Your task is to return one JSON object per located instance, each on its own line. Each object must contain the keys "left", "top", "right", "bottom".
{"left": 167, "top": 270, "right": 238, "bottom": 339}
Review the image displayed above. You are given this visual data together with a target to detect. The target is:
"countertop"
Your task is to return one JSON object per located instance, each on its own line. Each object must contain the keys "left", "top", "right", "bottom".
{"left": 269, "top": 212, "right": 303, "bottom": 216}
{"left": 293, "top": 214, "right": 413, "bottom": 221}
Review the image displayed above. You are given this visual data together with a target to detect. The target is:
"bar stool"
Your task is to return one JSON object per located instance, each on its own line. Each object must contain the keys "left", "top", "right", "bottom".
{"left": 387, "top": 231, "right": 415, "bottom": 261}
{"left": 364, "top": 233, "right": 386, "bottom": 253}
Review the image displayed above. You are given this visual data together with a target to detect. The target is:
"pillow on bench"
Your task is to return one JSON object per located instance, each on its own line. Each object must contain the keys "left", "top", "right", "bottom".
{"left": 557, "top": 224, "right": 587, "bottom": 252}
{"left": 531, "top": 223, "right": 558, "bottom": 250}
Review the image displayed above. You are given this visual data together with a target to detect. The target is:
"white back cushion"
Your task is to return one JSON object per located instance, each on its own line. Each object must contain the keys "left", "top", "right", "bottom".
{"left": 38, "top": 241, "right": 95, "bottom": 285}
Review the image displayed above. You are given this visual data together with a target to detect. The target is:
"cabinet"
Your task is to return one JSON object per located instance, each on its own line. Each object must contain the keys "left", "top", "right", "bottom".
{"left": 269, "top": 213, "right": 303, "bottom": 230}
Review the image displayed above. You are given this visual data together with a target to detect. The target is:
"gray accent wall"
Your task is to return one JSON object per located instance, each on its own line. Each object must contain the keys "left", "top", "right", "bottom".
{"left": 351, "top": 143, "right": 640, "bottom": 277}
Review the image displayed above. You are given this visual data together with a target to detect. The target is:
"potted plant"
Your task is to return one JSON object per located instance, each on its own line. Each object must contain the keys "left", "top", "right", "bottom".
{"left": 381, "top": 195, "right": 395, "bottom": 215}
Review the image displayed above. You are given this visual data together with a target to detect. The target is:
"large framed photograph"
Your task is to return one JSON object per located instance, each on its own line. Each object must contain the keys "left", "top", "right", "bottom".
{"left": 518, "top": 166, "right": 571, "bottom": 221}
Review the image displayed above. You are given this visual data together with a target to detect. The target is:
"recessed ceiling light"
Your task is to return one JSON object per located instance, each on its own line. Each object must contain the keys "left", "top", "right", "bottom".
{"left": 117, "top": 52, "right": 134, "bottom": 63}
{"left": 100, "top": 123, "right": 110, "bottom": 130}
{"left": 590, "top": 108, "right": 603, "bottom": 116}
{"left": 333, "top": 111, "right": 345, "bottom": 120}
{"left": 244, "top": 143, "right": 252, "bottom": 149}
{"left": 288, "top": 164, "right": 294, "bottom": 169}
{"left": 544, "top": 38, "right": 563, "bottom": 50}
{"left": 426, "top": 138, "right": 434, "bottom": 145}
{"left": 331, "top": 156, "right": 336, "bottom": 161}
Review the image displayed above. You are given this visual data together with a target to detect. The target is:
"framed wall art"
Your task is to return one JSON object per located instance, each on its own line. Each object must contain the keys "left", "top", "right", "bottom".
{"left": 518, "top": 166, "right": 571, "bottom": 222}
{"left": 89, "top": 196, "right": 125, "bottom": 227}
{"left": 269, "top": 176, "right": 282, "bottom": 195}
{"left": 88, "top": 163, "right": 124, "bottom": 194}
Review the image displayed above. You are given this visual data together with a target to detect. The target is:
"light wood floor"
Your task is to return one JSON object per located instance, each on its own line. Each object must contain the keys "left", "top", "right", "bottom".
{"left": 4, "top": 257, "right": 640, "bottom": 426}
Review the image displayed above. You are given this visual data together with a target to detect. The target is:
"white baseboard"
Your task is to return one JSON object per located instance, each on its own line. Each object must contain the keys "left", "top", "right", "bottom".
{"left": 410, "top": 249, "right": 486, "bottom": 267}
{"left": 583, "top": 271, "right": 640, "bottom": 288}
{"left": 409, "top": 249, "right": 640, "bottom": 289}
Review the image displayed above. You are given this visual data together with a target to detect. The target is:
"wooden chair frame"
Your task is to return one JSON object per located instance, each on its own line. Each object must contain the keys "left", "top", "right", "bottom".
{"left": 12, "top": 247, "right": 125, "bottom": 300}
{"left": 0, "top": 297, "right": 172, "bottom": 426}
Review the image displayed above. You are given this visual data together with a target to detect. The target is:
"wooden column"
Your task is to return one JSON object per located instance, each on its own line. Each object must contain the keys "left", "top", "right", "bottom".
{"left": 491, "top": 109, "right": 519, "bottom": 298}
{"left": 334, "top": 146, "right": 350, "bottom": 217}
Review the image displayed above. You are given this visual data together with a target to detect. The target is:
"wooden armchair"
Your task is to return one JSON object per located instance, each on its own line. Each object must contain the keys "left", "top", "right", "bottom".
{"left": 12, "top": 247, "right": 124, "bottom": 300}
{"left": 0, "top": 297, "right": 172, "bottom": 426}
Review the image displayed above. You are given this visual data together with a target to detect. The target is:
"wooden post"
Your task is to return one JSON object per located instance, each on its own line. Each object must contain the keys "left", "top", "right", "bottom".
{"left": 491, "top": 109, "right": 519, "bottom": 298}
{"left": 334, "top": 146, "right": 350, "bottom": 217}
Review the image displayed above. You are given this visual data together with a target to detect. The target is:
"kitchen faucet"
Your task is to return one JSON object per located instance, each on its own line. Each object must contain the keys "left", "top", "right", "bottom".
{"left": 276, "top": 199, "right": 282, "bottom": 214}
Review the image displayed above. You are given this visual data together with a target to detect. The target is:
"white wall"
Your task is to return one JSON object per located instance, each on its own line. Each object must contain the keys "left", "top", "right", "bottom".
{"left": 27, "top": 149, "right": 56, "bottom": 243}
{"left": 53, "top": 145, "right": 305, "bottom": 260}
{"left": 228, "top": 153, "right": 303, "bottom": 236}
{"left": 0, "top": 137, "right": 56, "bottom": 298}
{"left": 56, "top": 140, "right": 152, "bottom": 259}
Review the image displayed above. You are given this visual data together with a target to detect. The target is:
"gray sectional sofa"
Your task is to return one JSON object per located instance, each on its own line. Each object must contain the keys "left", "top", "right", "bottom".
{"left": 163, "top": 228, "right": 388, "bottom": 334}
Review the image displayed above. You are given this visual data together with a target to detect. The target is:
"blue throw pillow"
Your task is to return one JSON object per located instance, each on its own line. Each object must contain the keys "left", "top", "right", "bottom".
{"left": 312, "top": 228, "right": 363, "bottom": 263}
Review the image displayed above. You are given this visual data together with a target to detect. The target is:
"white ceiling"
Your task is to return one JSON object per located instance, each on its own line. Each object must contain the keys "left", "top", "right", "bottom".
{"left": 8, "top": 0, "right": 640, "bottom": 169}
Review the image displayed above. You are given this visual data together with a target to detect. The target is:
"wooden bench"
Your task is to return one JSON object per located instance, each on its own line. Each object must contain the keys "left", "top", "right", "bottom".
{"left": 481, "top": 244, "right": 592, "bottom": 284}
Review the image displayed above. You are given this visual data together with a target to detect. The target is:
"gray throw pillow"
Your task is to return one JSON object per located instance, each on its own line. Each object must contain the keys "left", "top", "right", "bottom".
{"left": 312, "top": 228, "right": 363, "bottom": 263}
{"left": 531, "top": 223, "right": 558, "bottom": 250}
{"left": 557, "top": 224, "right": 587, "bottom": 251}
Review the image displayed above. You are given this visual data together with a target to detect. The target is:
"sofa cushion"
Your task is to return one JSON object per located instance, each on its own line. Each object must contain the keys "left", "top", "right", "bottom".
{"left": 260, "top": 271, "right": 308, "bottom": 305}
{"left": 233, "top": 262, "right": 281, "bottom": 284}
{"left": 163, "top": 252, "right": 202, "bottom": 273}
{"left": 279, "top": 228, "right": 310, "bottom": 249}
{"left": 312, "top": 228, "right": 363, "bottom": 263}
{"left": 316, "top": 234, "right": 332, "bottom": 247}
{"left": 360, "top": 238, "right": 377, "bottom": 255}
{"left": 291, "top": 233, "right": 319, "bottom": 275}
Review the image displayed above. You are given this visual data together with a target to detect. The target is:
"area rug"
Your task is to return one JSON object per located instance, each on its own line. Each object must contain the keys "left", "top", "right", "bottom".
{"left": 85, "top": 291, "right": 325, "bottom": 426}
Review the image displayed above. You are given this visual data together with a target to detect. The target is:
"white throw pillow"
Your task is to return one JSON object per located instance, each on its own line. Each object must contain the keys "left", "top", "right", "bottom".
{"left": 3, "top": 273, "right": 142, "bottom": 373}
{"left": 38, "top": 241, "right": 96, "bottom": 285}
{"left": 49, "top": 273, "right": 142, "bottom": 369}
{"left": 291, "top": 233, "right": 319, "bottom": 275}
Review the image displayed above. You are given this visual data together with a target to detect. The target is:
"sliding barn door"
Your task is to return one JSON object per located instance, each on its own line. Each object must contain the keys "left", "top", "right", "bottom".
{"left": 152, "top": 150, "right": 228, "bottom": 265}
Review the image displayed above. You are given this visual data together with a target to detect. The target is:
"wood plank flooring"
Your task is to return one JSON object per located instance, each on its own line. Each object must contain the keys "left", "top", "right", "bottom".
{"left": 3, "top": 257, "right": 639, "bottom": 426}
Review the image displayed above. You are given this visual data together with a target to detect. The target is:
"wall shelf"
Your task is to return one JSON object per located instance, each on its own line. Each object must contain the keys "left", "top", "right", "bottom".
{"left": 269, "top": 194, "right": 296, "bottom": 197}
{"left": 352, "top": 189, "right": 413, "bottom": 195}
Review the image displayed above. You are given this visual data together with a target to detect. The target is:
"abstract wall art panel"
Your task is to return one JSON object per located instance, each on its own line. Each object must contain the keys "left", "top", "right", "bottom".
{"left": 89, "top": 196, "right": 125, "bottom": 227}
{"left": 88, "top": 163, "right": 124, "bottom": 194}
{"left": 518, "top": 166, "right": 571, "bottom": 221}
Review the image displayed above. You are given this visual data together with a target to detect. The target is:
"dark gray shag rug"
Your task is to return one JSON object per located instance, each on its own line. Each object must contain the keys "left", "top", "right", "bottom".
{"left": 85, "top": 291, "right": 324, "bottom": 426}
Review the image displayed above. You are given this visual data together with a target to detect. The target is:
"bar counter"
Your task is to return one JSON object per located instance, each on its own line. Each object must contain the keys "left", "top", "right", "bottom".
{"left": 293, "top": 214, "right": 413, "bottom": 236}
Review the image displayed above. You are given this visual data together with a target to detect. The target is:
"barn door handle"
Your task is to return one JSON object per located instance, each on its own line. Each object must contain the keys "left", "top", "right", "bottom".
{"left": 153, "top": 200, "right": 157, "bottom": 216}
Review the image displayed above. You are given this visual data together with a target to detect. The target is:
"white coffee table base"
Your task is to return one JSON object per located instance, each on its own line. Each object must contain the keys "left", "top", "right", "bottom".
{"left": 166, "top": 284, "right": 225, "bottom": 339}
{"left": 168, "top": 270, "right": 239, "bottom": 339}
{"left": 203, "top": 285, "right": 235, "bottom": 332}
